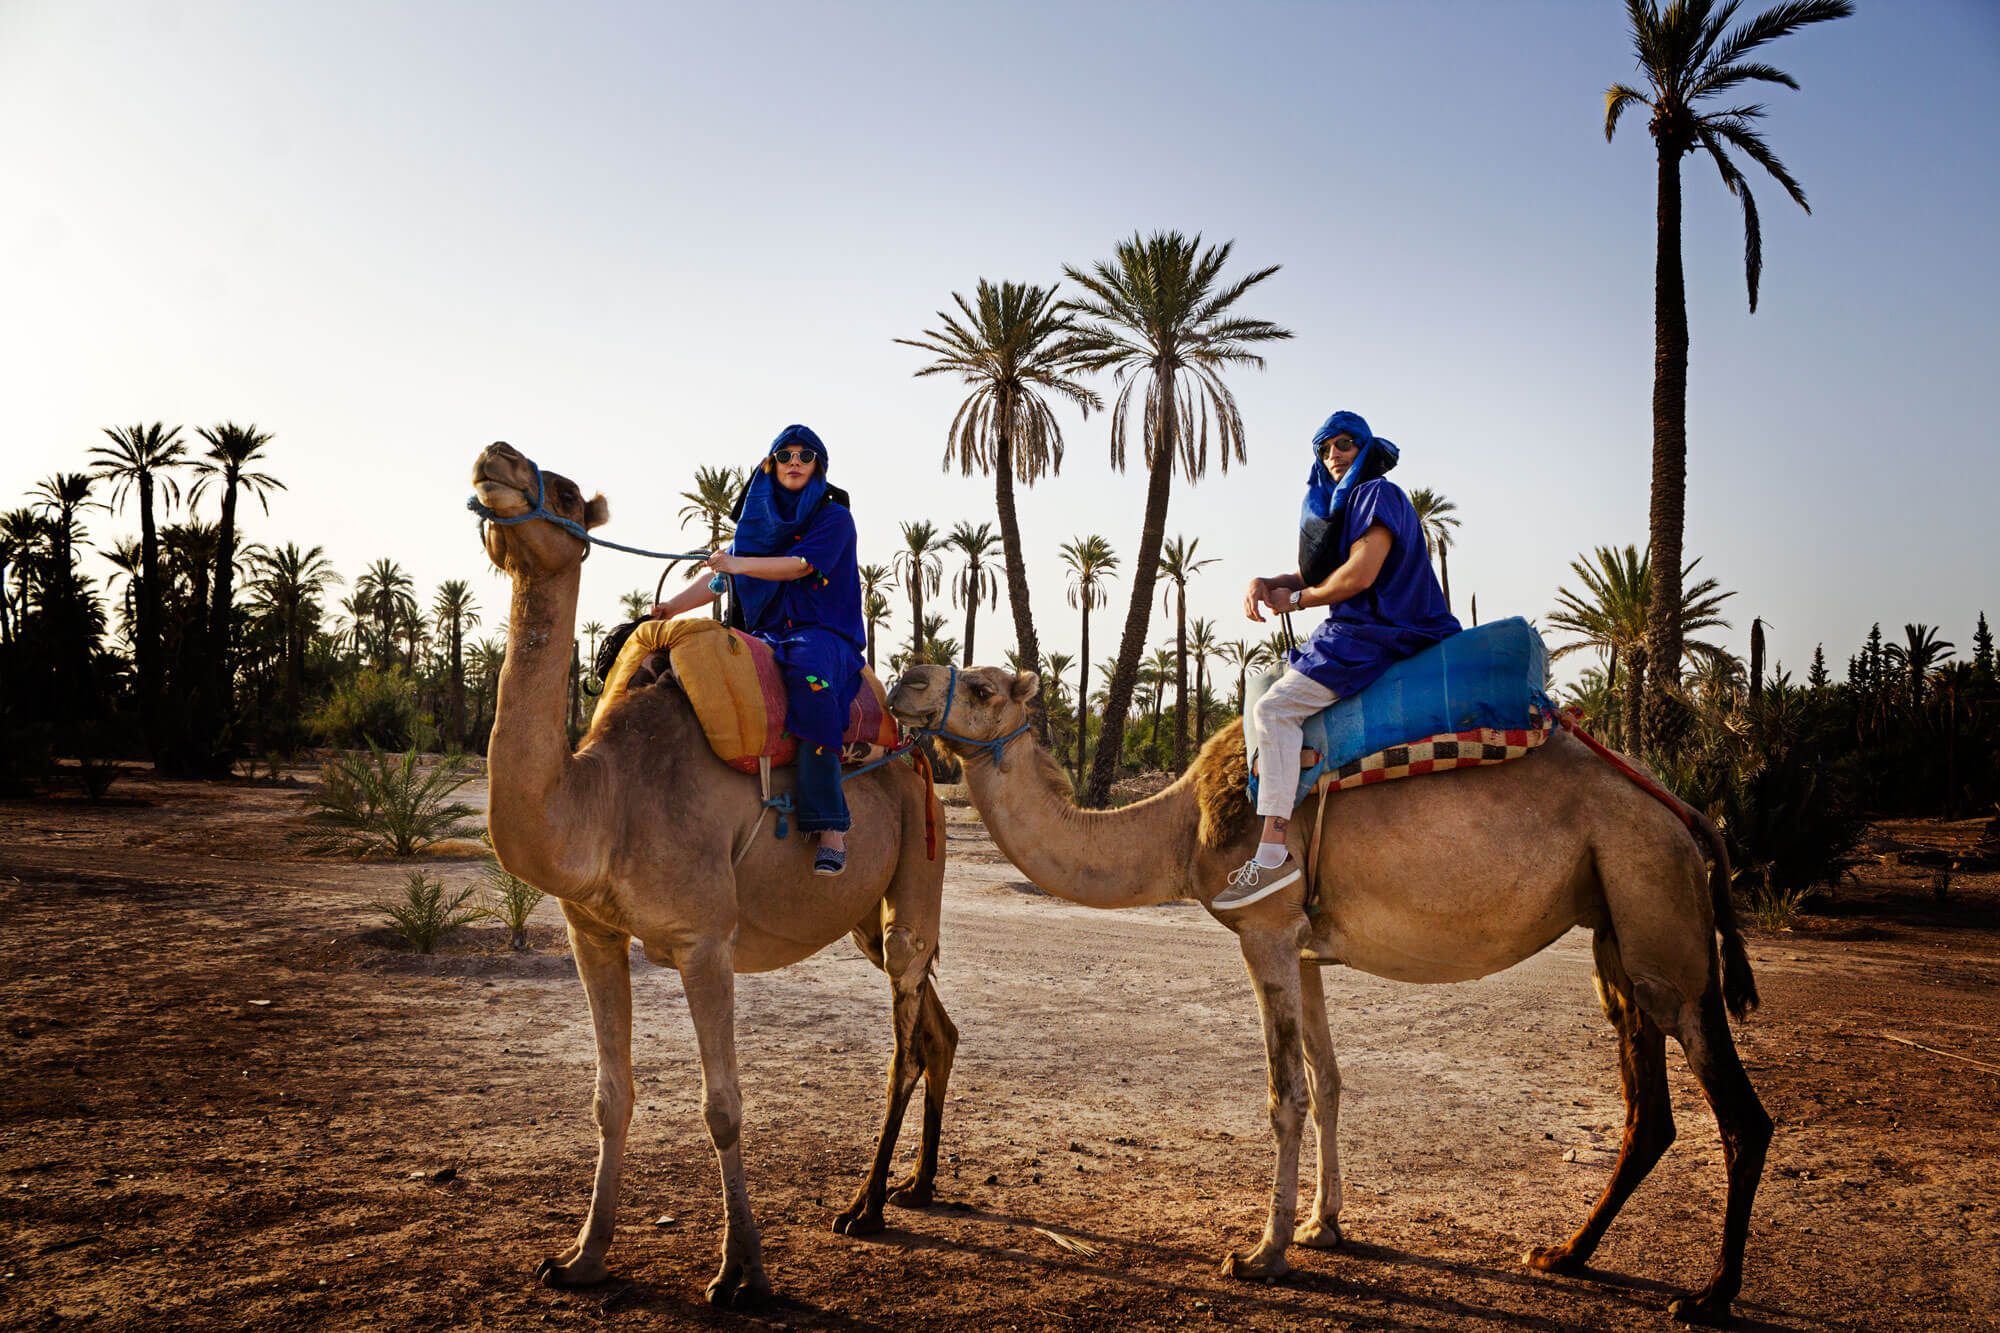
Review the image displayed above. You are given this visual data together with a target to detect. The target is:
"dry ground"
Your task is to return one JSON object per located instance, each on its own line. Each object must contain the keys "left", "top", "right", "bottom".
{"left": 3, "top": 767, "right": 1998, "bottom": 1331}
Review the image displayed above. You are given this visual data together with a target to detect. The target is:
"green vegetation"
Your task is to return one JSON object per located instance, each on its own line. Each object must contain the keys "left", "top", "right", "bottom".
{"left": 378, "top": 870, "right": 484, "bottom": 954}
{"left": 295, "top": 746, "right": 480, "bottom": 857}
{"left": 478, "top": 834, "right": 545, "bottom": 952}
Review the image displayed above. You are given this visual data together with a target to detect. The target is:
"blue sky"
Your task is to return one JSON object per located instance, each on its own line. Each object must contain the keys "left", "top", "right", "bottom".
{"left": 3, "top": 0, "right": 1995, "bottom": 686}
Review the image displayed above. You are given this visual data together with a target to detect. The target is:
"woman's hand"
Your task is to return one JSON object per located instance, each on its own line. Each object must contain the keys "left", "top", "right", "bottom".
{"left": 1244, "top": 576, "right": 1272, "bottom": 623}
{"left": 703, "top": 551, "right": 742, "bottom": 576}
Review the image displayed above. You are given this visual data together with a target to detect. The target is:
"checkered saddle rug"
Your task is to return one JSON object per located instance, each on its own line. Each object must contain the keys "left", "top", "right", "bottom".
{"left": 1308, "top": 707, "right": 1554, "bottom": 796}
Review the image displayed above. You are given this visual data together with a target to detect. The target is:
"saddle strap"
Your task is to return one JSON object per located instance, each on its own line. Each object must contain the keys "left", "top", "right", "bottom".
{"left": 1303, "top": 774, "right": 1333, "bottom": 917}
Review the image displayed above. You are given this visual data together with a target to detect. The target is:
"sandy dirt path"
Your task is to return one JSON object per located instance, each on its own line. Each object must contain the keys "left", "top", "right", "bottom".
{"left": 3, "top": 773, "right": 1998, "bottom": 1330}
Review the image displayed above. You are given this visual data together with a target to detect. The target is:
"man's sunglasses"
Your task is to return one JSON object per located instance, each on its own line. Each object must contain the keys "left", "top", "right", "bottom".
{"left": 1320, "top": 437, "right": 1360, "bottom": 458}
{"left": 772, "top": 448, "right": 817, "bottom": 465}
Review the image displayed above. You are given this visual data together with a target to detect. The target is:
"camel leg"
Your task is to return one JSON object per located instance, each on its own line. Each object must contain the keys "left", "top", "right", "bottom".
{"left": 1663, "top": 983, "right": 1772, "bottom": 1326}
{"left": 832, "top": 931, "right": 930, "bottom": 1236}
{"left": 1526, "top": 930, "right": 1674, "bottom": 1275}
{"left": 1221, "top": 928, "right": 1310, "bottom": 1280}
{"left": 534, "top": 916, "right": 633, "bottom": 1289}
{"left": 889, "top": 981, "right": 958, "bottom": 1209}
{"left": 1294, "top": 961, "right": 1344, "bottom": 1249}
{"left": 674, "top": 938, "right": 772, "bottom": 1310}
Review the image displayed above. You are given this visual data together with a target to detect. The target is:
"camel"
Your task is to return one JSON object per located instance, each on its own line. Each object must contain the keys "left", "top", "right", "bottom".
{"left": 890, "top": 663, "right": 1771, "bottom": 1327}
{"left": 470, "top": 442, "right": 957, "bottom": 1308}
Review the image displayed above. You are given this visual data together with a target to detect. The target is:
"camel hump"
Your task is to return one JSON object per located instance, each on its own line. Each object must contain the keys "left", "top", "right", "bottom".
{"left": 597, "top": 619, "right": 898, "bottom": 773}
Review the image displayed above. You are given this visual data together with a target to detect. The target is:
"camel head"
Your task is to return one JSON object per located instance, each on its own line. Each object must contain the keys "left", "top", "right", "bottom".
{"left": 890, "top": 664, "right": 1039, "bottom": 756}
{"left": 471, "top": 441, "right": 609, "bottom": 578}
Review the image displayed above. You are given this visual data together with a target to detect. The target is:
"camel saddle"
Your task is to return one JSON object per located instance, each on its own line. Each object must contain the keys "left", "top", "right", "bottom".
{"left": 596, "top": 618, "right": 899, "bottom": 774}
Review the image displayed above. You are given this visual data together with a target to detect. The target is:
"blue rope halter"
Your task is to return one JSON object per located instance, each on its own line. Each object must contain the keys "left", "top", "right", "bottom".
{"left": 908, "top": 663, "right": 1033, "bottom": 767}
{"left": 468, "top": 455, "right": 719, "bottom": 567}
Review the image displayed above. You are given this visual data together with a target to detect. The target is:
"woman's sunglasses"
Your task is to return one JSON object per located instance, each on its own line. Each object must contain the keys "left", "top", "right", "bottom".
{"left": 771, "top": 448, "right": 817, "bottom": 465}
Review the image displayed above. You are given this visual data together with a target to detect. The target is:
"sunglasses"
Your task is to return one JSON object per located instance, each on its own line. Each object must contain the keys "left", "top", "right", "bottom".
{"left": 1320, "top": 437, "right": 1360, "bottom": 458}
{"left": 771, "top": 448, "right": 817, "bottom": 465}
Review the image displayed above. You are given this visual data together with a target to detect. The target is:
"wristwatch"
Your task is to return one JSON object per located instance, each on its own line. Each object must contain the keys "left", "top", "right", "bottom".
{"left": 1287, "top": 588, "right": 1304, "bottom": 611}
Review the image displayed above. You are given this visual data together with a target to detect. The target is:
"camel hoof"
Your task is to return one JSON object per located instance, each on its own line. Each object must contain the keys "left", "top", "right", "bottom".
{"left": 536, "top": 1254, "right": 608, "bottom": 1288}
{"left": 1219, "top": 1249, "right": 1290, "bottom": 1281}
{"left": 705, "top": 1262, "right": 772, "bottom": 1309}
{"left": 888, "top": 1178, "right": 935, "bottom": 1209}
{"left": 832, "top": 1208, "right": 885, "bottom": 1237}
{"left": 1524, "top": 1244, "right": 1588, "bottom": 1275}
{"left": 1666, "top": 1291, "right": 1733, "bottom": 1326}
{"left": 1295, "top": 1218, "right": 1343, "bottom": 1250}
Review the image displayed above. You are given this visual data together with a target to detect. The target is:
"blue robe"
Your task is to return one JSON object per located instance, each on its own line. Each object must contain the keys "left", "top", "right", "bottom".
{"left": 734, "top": 500, "right": 865, "bottom": 751}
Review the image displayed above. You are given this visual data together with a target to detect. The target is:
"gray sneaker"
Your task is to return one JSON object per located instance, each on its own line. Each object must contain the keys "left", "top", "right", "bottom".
{"left": 1212, "top": 854, "right": 1303, "bottom": 910}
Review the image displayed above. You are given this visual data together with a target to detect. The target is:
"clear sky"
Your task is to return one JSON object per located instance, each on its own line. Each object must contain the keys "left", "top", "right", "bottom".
{"left": 3, "top": 0, "right": 1995, "bottom": 688}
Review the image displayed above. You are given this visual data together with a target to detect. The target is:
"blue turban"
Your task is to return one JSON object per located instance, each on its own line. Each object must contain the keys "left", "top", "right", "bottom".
{"left": 1299, "top": 410, "right": 1400, "bottom": 586}
{"left": 730, "top": 424, "right": 832, "bottom": 628}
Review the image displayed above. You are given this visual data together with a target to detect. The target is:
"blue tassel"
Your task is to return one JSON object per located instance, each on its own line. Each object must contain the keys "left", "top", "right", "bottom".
{"left": 774, "top": 811, "right": 788, "bottom": 840}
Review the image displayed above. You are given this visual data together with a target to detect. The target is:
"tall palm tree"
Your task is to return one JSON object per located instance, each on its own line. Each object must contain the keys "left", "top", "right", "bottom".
{"left": 1042, "top": 650, "right": 1075, "bottom": 709}
{"left": 190, "top": 422, "right": 283, "bottom": 768}
{"left": 1884, "top": 624, "right": 1953, "bottom": 710}
{"left": 1156, "top": 534, "right": 1220, "bottom": 769}
{"left": 1186, "top": 616, "right": 1218, "bottom": 747}
{"left": 618, "top": 589, "right": 652, "bottom": 622}
{"left": 467, "top": 635, "right": 506, "bottom": 749}
{"left": 1547, "top": 543, "right": 1734, "bottom": 751}
{"left": 1606, "top": 0, "right": 1851, "bottom": 749}
{"left": 892, "top": 521, "right": 943, "bottom": 666}
{"left": 679, "top": 465, "right": 749, "bottom": 620}
{"left": 1058, "top": 534, "right": 1118, "bottom": 784}
{"left": 1408, "top": 487, "right": 1461, "bottom": 612}
{"left": 433, "top": 579, "right": 481, "bottom": 746}
{"left": 247, "top": 543, "right": 341, "bottom": 722}
{"left": 945, "top": 521, "right": 1001, "bottom": 667}
{"left": 896, "top": 279, "right": 1101, "bottom": 692}
{"left": 582, "top": 621, "right": 605, "bottom": 661}
{"left": 29, "top": 472, "right": 102, "bottom": 578}
{"left": 104, "top": 538, "right": 144, "bottom": 643}
{"left": 1142, "top": 645, "right": 1176, "bottom": 768}
{"left": 1216, "top": 639, "right": 1270, "bottom": 716}
{"left": 1063, "top": 231, "right": 1291, "bottom": 804}
{"left": 0, "top": 510, "right": 35, "bottom": 644}
{"left": 90, "top": 423, "right": 187, "bottom": 733}
{"left": 355, "top": 558, "right": 416, "bottom": 668}
{"left": 859, "top": 563, "right": 895, "bottom": 670}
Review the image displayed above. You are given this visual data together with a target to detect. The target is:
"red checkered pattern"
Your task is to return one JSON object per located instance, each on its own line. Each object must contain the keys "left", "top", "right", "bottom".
{"left": 1314, "top": 710, "right": 1554, "bottom": 794}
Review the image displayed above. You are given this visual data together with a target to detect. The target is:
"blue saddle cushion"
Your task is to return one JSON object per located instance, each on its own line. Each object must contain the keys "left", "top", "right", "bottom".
{"left": 1246, "top": 617, "right": 1552, "bottom": 810}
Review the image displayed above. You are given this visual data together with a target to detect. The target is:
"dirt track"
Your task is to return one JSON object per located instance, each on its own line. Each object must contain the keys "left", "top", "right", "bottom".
{"left": 3, "top": 772, "right": 1999, "bottom": 1331}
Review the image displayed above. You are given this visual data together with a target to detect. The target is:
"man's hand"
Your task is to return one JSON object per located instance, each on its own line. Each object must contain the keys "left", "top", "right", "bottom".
{"left": 1244, "top": 577, "right": 1272, "bottom": 623}
{"left": 703, "top": 551, "right": 742, "bottom": 576}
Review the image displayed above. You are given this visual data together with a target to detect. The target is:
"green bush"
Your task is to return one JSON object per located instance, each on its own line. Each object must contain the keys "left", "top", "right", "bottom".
{"left": 478, "top": 832, "right": 544, "bottom": 951}
{"left": 307, "top": 669, "right": 419, "bottom": 751}
{"left": 379, "top": 870, "right": 484, "bottom": 953}
{"left": 294, "top": 745, "right": 481, "bottom": 857}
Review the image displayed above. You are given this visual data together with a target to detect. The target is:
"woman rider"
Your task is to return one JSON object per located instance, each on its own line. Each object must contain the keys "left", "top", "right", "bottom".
{"left": 1212, "top": 409, "right": 1461, "bottom": 910}
{"left": 650, "top": 425, "right": 865, "bottom": 876}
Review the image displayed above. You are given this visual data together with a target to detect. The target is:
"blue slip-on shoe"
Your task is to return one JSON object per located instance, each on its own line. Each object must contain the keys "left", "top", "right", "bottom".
{"left": 814, "top": 844, "right": 847, "bottom": 877}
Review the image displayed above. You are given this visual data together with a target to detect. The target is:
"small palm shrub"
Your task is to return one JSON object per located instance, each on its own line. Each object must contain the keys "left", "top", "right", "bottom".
{"left": 478, "top": 833, "right": 544, "bottom": 951}
{"left": 1748, "top": 880, "right": 1807, "bottom": 931}
{"left": 295, "top": 745, "right": 480, "bottom": 857}
{"left": 307, "top": 668, "right": 419, "bottom": 750}
{"left": 379, "top": 870, "right": 484, "bottom": 953}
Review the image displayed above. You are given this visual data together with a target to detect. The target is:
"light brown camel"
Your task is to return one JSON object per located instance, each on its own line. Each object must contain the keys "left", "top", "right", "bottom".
{"left": 890, "top": 664, "right": 1771, "bottom": 1327}
{"left": 471, "top": 442, "right": 957, "bottom": 1308}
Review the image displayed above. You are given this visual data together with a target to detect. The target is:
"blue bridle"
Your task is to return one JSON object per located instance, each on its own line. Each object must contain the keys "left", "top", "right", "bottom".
{"left": 907, "top": 663, "right": 1033, "bottom": 767}
{"left": 468, "top": 455, "right": 715, "bottom": 565}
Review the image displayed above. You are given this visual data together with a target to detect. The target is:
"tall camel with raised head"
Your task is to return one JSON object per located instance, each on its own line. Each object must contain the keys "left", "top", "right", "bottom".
{"left": 890, "top": 663, "right": 1769, "bottom": 1327}
{"left": 471, "top": 442, "right": 956, "bottom": 1308}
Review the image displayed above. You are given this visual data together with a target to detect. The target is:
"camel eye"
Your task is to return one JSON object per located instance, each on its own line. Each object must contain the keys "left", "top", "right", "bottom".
{"left": 969, "top": 684, "right": 992, "bottom": 702}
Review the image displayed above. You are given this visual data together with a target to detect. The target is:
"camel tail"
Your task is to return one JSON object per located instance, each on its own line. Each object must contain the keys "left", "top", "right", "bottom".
{"left": 1688, "top": 805, "right": 1758, "bottom": 1021}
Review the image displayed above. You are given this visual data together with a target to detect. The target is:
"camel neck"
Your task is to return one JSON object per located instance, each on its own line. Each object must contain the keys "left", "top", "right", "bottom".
{"left": 962, "top": 740, "right": 1197, "bottom": 909}
{"left": 487, "top": 564, "right": 593, "bottom": 895}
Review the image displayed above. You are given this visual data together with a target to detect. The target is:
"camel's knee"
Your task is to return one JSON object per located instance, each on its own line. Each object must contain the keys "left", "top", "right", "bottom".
{"left": 883, "top": 924, "right": 933, "bottom": 996}
{"left": 593, "top": 1076, "right": 634, "bottom": 1134}
{"left": 702, "top": 1087, "right": 743, "bottom": 1152}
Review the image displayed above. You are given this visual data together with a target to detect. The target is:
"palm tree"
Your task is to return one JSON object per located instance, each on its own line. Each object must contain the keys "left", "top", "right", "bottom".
{"left": 619, "top": 589, "right": 652, "bottom": 621}
{"left": 1186, "top": 616, "right": 1218, "bottom": 746}
{"left": 1408, "top": 487, "right": 1461, "bottom": 612}
{"left": 190, "top": 422, "right": 283, "bottom": 768}
{"left": 104, "top": 539, "right": 144, "bottom": 644}
{"left": 679, "top": 465, "right": 748, "bottom": 620}
{"left": 896, "top": 279, "right": 1101, "bottom": 694}
{"left": 1216, "top": 638, "right": 1272, "bottom": 717}
{"left": 1606, "top": 0, "right": 1851, "bottom": 749}
{"left": 945, "top": 521, "right": 1001, "bottom": 667}
{"left": 90, "top": 423, "right": 187, "bottom": 733}
{"left": 859, "top": 563, "right": 896, "bottom": 670}
{"left": 1063, "top": 231, "right": 1291, "bottom": 805}
{"left": 892, "top": 521, "right": 944, "bottom": 665}
{"left": 467, "top": 635, "right": 506, "bottom": 749}
{"left": 1142, "top": 646, "right": 1176, "bottom": 768}
{"left": 433, "top": 579, "right": 481, "bottom": 746}
{"left": 1058, "top": 534, "right": 1118, "bottom": 784}
{"left": 1884, "top": 624, "right": 1954, "bottom": 709}
{"left": 1547, "top": 543, "right": 1734, "bottom": 751}
{"left": 247, "top": 543, "right": 341, "bottom": 721}
{"left": 29, "top": 472, "right": 102, "bottom": 578}
{"left": 1156, "top": 534, "right": 1220, "bottom": 769}
{"left": 355, "top": 558, "right": 416, "bottom": 668}
{"left": 920, "top": 613, "right": 958, "bottom": 669}
{"left": 0, "top": 510, "right": 35, "bottom": 644}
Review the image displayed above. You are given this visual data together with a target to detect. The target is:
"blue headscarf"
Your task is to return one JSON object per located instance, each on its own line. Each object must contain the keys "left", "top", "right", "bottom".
{"left": 1299, "top": 410, "right": 1401, "bottom": 585}
{"left": 730, "top": 424, "right": 831, "bottom": 630}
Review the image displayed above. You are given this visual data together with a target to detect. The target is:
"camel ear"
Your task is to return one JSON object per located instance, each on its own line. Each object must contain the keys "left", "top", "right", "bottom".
{"left": 1010, "top": 670, "right": 1041, "bottom": 703}
{"left": 584, "top": 494, "right": 610, "bottom": 529}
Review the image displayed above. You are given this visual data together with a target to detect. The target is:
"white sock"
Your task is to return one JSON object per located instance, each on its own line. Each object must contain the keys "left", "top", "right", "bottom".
{"left": 1254, "top": 842, "right": 1288, "bottom": 869}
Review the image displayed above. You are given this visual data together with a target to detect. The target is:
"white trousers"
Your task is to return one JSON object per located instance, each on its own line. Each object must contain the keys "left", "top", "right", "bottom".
{"left": 1249, "top": 668, "right": 1341, "bottom": 820}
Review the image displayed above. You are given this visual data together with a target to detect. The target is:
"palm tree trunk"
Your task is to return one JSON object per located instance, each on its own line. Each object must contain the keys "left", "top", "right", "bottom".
{"left": 962, "top": 578, "right": 977, "bottom": 667}
{"left": 1151, "top": 682, "right": 1164, "bottom": 769}
{"left": 1075, "top": 603, "right": 1091, "bottom": 784}
{"left": 910, "top": 581, "right": 924, "bottom": 665}
{"left": 709, "top": 515, "right": 724, "bottom": 621}
{"left": 866, "top": 619, "right": 877, "bottom": 671}
{"left": 1644, "top": 138, "right": 1691, "bottom": 755}
{"left": 285, "top": 617, "right": 303, "bottom": 723}
{"left": 202, "top": 477, "right": 242, "bottom": 775}
{"left": 1440, "top": 545, "right": 1452, "bottom": 614}
{"left": 1172, "top": 590, "right": 1188, "bottom": 770}
{"left": 993, "top": 403, "right": 1050, "bottom": 742}
{"left": 1086, "top": 372, "right": 1176, "bottom": 806}
{"left": 1622, "top": 644, "right": 1648, "bottom": 759}
{"left": 1195, "top": 656, "right": 1208, "bottom": 747}
{"left": 449, "top": 617, "right": 466, "bottom": 745}
{"left": 135, "top": 473, "right": 167, "bottom": 759}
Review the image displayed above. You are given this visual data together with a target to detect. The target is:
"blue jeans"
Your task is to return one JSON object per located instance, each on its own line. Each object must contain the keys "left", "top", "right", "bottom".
{"left": 795, "top": 743, "right": 851, "bottom": 834}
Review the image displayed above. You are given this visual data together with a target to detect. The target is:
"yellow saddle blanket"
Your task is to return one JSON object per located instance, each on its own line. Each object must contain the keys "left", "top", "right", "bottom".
{"left": 596, "top": 619, "right": 897, "bottom": 773}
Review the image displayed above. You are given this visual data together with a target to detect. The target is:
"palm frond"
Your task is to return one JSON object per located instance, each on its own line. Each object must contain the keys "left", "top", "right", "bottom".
{"left": 1703, "top": 0, "right": 1853, "bottom": 71}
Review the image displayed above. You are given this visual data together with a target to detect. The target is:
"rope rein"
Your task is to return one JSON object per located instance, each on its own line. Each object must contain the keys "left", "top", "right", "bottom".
{"left": 468, "top": 456, "right": 718, "bottom": 566}
{"left": 906, "top": 663, "right": 1033, "bottom": 767}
